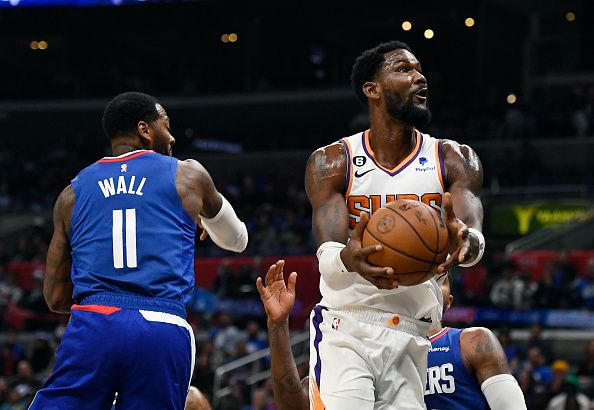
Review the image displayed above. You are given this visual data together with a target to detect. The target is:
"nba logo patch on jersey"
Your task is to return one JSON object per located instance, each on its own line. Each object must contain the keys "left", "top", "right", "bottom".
{"left": 331, "top": 317, "right": 341, "bottom": 330}
{"left": 121, "top": 164, "right": 128, "bottom": 172}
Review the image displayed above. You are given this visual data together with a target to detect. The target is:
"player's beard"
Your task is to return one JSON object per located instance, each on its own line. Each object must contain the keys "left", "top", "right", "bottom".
{"left": 385, "top": 92, "right": 432, "bottom": 127}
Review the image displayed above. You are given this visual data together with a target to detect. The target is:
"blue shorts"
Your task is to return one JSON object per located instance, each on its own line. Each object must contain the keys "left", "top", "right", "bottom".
{"left": 30, "top": 304, "right": 195, "bottom": 410}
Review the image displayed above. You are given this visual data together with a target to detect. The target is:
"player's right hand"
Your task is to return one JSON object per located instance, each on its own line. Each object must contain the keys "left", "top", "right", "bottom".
{"left": 256, "top": 260, "right": 297, "bottom": 325}
{"left": 340, "top": 212, "right": 398, "bottom": 290}
{"left": 197, "top": 218, "right": 208, "bottom": 241}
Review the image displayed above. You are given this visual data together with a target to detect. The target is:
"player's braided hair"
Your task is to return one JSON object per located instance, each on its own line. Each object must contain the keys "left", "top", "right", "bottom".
{"left": 351, "top": 40, "right": 413, "bottom": 104}
{"left": 102, "top": 92, "right": 161, "bottom": 140}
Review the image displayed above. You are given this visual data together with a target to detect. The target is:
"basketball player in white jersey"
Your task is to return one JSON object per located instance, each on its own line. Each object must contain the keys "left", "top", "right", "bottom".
{"left": 305, "top": 41, "right": 485, "bottom": 409}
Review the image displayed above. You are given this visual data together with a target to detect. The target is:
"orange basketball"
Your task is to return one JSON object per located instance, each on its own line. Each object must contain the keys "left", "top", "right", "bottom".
{"left": 361, "top": 199, "right": 448, "bottom": 286}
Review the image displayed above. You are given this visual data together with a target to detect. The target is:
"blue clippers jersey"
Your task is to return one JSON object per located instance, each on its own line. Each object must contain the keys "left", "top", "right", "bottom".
{"left": 424, "top": 327, "right": 489, "bottom": 410}
{"left": 69, "top": 150, "right": 196, "bottom": 310}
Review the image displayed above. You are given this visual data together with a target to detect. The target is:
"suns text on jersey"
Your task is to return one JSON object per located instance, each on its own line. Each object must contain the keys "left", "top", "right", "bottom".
{"left": 97, "top": 176, "right": 147, "bottom": 198}
{"left": 346, "top": 193, "right": 442, "bottom": 229}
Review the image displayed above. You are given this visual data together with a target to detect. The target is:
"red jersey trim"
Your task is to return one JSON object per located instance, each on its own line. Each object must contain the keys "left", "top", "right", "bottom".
{"left": 97, "top": 150, "right": 154, "bottom": 163}
{"left": 71, "top": 304, "right": 122, "bottom": 315}
{"left": 429, "top": 326, "right": 451, "bottom": 343}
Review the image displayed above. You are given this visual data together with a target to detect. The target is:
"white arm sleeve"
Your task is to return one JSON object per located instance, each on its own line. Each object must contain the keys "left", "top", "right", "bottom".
{"left": 200, "top": 195, "right": 248, "bottom": 253}
{"left": 316, "top": 241, "right": 357, "bottom": 290}
{"left": 481, "top": 374, "right": 527, "bottom": 410}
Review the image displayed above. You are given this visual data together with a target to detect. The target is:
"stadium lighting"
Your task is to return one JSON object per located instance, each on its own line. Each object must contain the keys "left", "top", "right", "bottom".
{"left": 38, "top": 41, "right": 48, "bottom": 50}
{"left": 228, "top": 33, "right": 238, "bottom": 43}
{"left": 402, "top": 21, "right": 412, "bottom": 31}
{"left": 30, "top": 41, "right": 39, "bottom": 50}
{"left": 566, "top": 12, "right": 576, "bottom": 22}
{"left": 507, "top": 93, "right": 517, "bottom": 104}
{"left": 424, "top": 29, "right": 434, "bottom": 39}
{"left": 465, "top": 17, "right": 475, "bottom": 27}
{"left": 221, "top": 34, "right": 229, "bottom": 43}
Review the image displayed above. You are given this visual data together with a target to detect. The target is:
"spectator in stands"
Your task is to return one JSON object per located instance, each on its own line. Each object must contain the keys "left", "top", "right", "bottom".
{"left": 462, "top": 264, "right": 488, "bottom": 306}
{"left": 578, "top": 339, "right": 594, "bottom": 377}
{"left": 533, "top": 265, "right": 558, "bottom": 308}
{"left": 0, "top": 377, "right": 8, "bottom": 404}
{"left": 524, "top": 346, "right": 553, "bottom": 387}
{"left": 29, "top": 335, "right": 53, "bottom": 375}
{"left": 248, "top": 210, "right": 281, "bottom": 256}
{"left": 7, "top": 360, "right": 41, "bottom": 401}
{"left": 192, "top": 351, "right": 215, "bottom": 401}
{"left": 4, "top": 333, "right": 25, "bottom": 370}
{"left": 245, "top": 321, "right": 267, "bottom": 354}
{"left": 517, "top": 369, "right": 550, "bottom": 410}
{"left": 213, "top": 259, "right": 233, "bottom": 298}
{"left": 526, "top": 324, "right": 553, "bottom": 360}
{"left": 575, "top": 259, "right": 594, "bottom": 309}
{"left": 548, "top": 360, "right": 570, "bottom": 399}
{"left": 552, "top": 250, "right": 580, "bottom": 308}
{"left": 211, "top": 314, "right": 243, "bottom": 366}
{"left": 218, "top": 379, "right": 248, "bottom": 410}
{"left": 490, "top": 261, "right": 524, "bottom": 308}
{"left": 0, "top": 267, "right": 22, "bottom": 307}
{"left": 245, "top": 387, "right": 276, "bottom": 410}
{"left": 546, "top": 376, "right": 592, "bottom": 410}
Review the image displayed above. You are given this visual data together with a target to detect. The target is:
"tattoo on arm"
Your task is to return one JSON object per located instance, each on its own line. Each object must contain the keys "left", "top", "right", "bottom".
{"left": 464, "top": 328, "right": 511, "bottom": 385}
{"left": 314, "top": 199, "right": 346, "bottom": 245}
{"left": 268, "top": 323, "right": 309, "bottom": 409}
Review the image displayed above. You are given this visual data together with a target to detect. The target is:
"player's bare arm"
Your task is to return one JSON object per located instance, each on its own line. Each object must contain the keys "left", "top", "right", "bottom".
{"left": 438, "top": 141, "right": 484, "bottom": 273}
{"left": 256, "top": 261, "right": 308, "bottom": 410}
{"left": 176, "top": 159, "right": 223, "bottom": 222}
{"left": 177, "top": 159, "right": 247, "bottom": 252}
{"left": 460, "top": 327, "right": 510, "bottom": 384}
{"left": 44, "top": 185, "right": 75, "bottom": 314}
{"left": 460, "top": 327, "right": 526, "bottom": 410}
{"left": 305, "top": 143, "right": 395, "bottom": 289}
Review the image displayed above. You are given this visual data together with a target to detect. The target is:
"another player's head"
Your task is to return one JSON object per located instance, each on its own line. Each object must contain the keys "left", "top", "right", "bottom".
{"left": 102, "top": 92, "right": 175, "bottom": 156}
{"left": 440, "top": 272, "right": 454, "bottom": 314}
{"left": 185, "top": 386, "right": 212, "bottom": 410}
{"left": 351, "top": 41, "right": 431, "bottom": 127}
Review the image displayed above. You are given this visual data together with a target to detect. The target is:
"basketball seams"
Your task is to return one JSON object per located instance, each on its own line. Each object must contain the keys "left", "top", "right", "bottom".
{"left": 384, "top": 206, "right": 436, "bottom": 253}
{"left": 426, "top": 205, "right": 440, "bottom": 268}
{"left": 365, "top": 229, "right": 435, "bottom": 264}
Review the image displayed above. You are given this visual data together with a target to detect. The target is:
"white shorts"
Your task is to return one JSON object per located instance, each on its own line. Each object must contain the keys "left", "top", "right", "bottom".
{"left": 309, "top": 305, "right": 431, "bottom": 410}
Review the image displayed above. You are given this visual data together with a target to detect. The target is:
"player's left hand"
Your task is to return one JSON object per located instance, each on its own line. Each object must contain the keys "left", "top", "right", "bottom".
{"left": 256, "top": 260, "right": 297, "bottom": 325}
{"left": 437, "top": 192, "right": 470, "bottom": 273}
{"left": 197, "top": 219, "right": 208, "bottom": 241}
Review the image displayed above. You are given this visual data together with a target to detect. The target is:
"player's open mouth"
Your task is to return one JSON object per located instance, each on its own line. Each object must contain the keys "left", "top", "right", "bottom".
{"left": 413, "top": 88, "right": 428, "bottom": 101}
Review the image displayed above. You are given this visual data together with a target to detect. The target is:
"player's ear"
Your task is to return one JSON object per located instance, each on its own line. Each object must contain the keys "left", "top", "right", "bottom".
{"left": 447, "top": 295, "right": 454, "bottom": 310}
{"left": 137, "top": 120, "right": 152, "bottom": 148}
{"left": 363, "top": 81, "right": 380, "bottom": 100}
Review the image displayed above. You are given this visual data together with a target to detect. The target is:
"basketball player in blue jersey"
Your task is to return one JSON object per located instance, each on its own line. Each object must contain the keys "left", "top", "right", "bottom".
{"left": 256, "top": 263, "right": 526, "bottom": 410}
{"left": 305, "top": 40, "right": 485, "bottom": 409}
{"left": 31, "top": 92, "right": 248, "bottom": 410}
{"left": 425, "top": 273, "right": 526, "bottom": 410}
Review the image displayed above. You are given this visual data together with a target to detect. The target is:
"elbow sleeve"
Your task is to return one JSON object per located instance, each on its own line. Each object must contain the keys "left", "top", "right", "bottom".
{"left": 481, "top": 374, "right": 527, "bottom": 410}
{"left": 200, "top": 195, "right": 248, "bottom": 253}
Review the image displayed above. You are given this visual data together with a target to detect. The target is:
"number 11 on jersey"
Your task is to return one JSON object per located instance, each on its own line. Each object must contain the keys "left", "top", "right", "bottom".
{"left": 112, "top": 208, "right": 137, "bottom": 269}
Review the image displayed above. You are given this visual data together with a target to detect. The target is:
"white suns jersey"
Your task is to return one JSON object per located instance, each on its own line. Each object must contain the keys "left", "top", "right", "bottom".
{"left": 319, "top": 129, "right": 446, "bottom": 324}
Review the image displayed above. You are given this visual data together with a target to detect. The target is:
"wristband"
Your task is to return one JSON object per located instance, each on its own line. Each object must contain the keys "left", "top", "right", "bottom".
{"left": 459, "top": 228, "right": 485, "bottom": 267}
{"left": 317, "top": 242, "right": 356, "bottom": 290}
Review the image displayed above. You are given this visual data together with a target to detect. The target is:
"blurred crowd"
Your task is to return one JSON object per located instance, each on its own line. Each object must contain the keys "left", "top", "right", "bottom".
{"left": 0, "top": 309, "right": 593, "bottom": 409}
{"left": 1, "top": 229, "right": 594, "bottom": 409}
{"left": 454, "top": 251, "right": 594, "bottom": 311}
